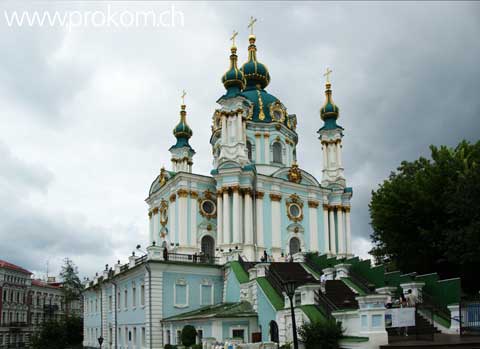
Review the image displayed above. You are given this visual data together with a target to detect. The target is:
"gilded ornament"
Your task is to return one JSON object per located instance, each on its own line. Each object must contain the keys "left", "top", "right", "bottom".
{"left": 287, "top": 162, "right": 302, "bottom": 184}
{"left": 286, "top": 193, "right": 304, "bottom": 222}
{"left": 269, "top": 193, "right": 282, "bottom": 201}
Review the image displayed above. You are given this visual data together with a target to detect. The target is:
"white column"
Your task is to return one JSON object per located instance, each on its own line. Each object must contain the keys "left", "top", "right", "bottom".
{"left": 223, "top": 190, "right": 230, "bottom": 245}
{"left": 323, "top": 206, "right": 330, "bottom": 254}
{"left": 271, "top": 195, "right": 281, "bottom": 250}
{"left": 337, "top": 208, "right": 345, "bottom": 255}
{"left": 242, "top": 120, "right": 247, "bottom": 144}
{"left": 190, "top": 194, "right": 197, "bottom": 247}
{"left": 217, "top": 193, "right": 223, "bottom": 247}
{"left": 308, "top": 203, "right": 319, "bottom": 252}
{"left": 337, "top": 142, "right": 343, "bottom": 168}
{"left": 236, "top": 114, "right": 242, "bottom": 141}
{"left": 322, "top": 143, "right": 328, "bottom": 169}
{"left": 329, "top": 209, "right": 336, "bottom": 254}
{"left": 345, "top": 208, "right": 352, "bottom": 255}
{"left": 264, "top": 134, "right": 270, "bottom": 163}
{"left": 232, "top": 187, "right": 240, "bottom": 244}
{"left": 149, "top": 212, "right": 154, "bottom": 245}
{"left": 256, "top": 193, "right": 264, "bottom": 247}
{"left": 221, "top": 115, "right": 227, "bottom": 143}
{"left": 170, "top": 196, "right": 176, "bottom": 245}
{"left": 244, "top": 190, "right": 253, "bottom": 244}
{"left": 255, "top": 134, "right": 261, "bottom": 163}
{"left": 178, "top": 192, "right": 187, "bottom": 246}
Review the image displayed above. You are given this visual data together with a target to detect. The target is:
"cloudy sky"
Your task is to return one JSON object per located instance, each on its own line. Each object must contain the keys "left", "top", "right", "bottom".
{"left": 0, "top": 1, "right": 479, "bottom": 279}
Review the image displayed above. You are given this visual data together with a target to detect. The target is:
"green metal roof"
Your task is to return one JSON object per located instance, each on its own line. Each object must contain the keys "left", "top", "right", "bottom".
{"left": 163, "top": 301, "right": 256, "bottom": 322}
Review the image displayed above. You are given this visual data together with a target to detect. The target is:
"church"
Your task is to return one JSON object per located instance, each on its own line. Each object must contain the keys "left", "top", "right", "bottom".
{"left": 83, "top": 19, "right": 462, "bottom": 349}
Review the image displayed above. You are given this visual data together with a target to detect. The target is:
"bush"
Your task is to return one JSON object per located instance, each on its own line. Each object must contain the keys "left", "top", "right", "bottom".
{"left": 181, "top": 325, "right": 197, "bottom": 347}
{"left": 298, "top": 320, "right": 344, "bottom": 349}
{"left": 191, "top": 344, "right": 202, "bottom": 349}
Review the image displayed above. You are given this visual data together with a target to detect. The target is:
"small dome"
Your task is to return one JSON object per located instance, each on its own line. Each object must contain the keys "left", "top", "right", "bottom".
{"left": 222, "top": 46, "right": 245, "bottom": 93}
{"left": 320, "top": 82, "right": 339, "bottom": 120}
{"left": 240, "top": 35, "right": 270, "bottom": 90}
{"left": 171, "top": 105, "right": 193, "bottom": 149}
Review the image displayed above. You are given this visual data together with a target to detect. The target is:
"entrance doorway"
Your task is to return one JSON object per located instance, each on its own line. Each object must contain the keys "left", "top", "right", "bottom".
{"left": 289, "top": 237, "right": 300, "bottom": 255}
{"left": 201, "top": 235, "right": 215, "bottom": 259}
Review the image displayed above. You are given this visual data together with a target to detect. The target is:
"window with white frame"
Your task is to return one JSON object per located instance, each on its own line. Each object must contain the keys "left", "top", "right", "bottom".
{"left": 109, "top": 295, "right": 112, "bottom": 311}
{"left": 231, "top": 327, "right": 246, "bottom": 341}
{"left": 132, "top": 282, "right": 136, "bottom": 307}
{"left": 133, "top": 327, "right": 137, "bottom": 346}
{"left": 200, "top": 280, "right": 214, "bottom": 305}
{"left": 124, "top": 289, "right": 128, "bottom": 309}
{"left": 272, "top": 141, "right": 282, "bottom": 164}
{"left": 174, "top": 279, "right": 188, "bottom": 308}
{"left": 141, "top": 327, "right": 146, "bottom": 346}
{"left": 176, "top": 330, "right": 182, "bottom": 345}
{"left": 140, "top": 284, "right": 145, "bottom": 306}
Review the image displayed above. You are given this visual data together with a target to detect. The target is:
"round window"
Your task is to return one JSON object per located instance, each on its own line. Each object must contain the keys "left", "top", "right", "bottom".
{"left": 201, "top": 200, "right": 216, "bottom": 215}
{"left": 289, "top": 203, "right": 301, "bottom": 218}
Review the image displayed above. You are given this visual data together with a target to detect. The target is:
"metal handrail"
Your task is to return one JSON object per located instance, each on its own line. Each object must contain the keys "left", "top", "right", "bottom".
{"left": 314, "top": 290, "right": 337, "bottom": 318}
{"left": 265, "top": 268, "right": 285, "bottom": 298}
{"left": 349, "top": 270, "right": 376, "bottom": 293}
{"left": 419, "top": 290, "right": 451, "bottom": 321}
{"left": 166, "top": 252, "right": 220, "bottom": 265}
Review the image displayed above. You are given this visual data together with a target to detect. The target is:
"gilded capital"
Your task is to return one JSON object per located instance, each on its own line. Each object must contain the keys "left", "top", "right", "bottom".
{"left": 189, "top": 190, "right": 198, "bottom": 199}
{"left": 152, "top": 207, "right": 159, "bottom": 214}
{"left": 255, "top": 191, "right": 265, "bottom": 199}
{"left": 177, "top": 189, "right": 189, "bottom": 198}
{"left": 169, "top": 194, "right": 176, "bottom": 202}
{"left": 308, "top": 200, "right": 319, "bottom": 208}
{"left": 269, "top": 193, "right": 282, "bottom": 202}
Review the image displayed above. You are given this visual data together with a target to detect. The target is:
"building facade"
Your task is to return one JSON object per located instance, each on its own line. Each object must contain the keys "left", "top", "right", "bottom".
{"left": 0, "top": 260, "right": 82, "bottom": 348}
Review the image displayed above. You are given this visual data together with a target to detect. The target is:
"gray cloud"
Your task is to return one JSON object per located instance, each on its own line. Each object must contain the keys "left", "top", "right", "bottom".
{"left": 0, "top": 2, "right": 479, "bottom": 277}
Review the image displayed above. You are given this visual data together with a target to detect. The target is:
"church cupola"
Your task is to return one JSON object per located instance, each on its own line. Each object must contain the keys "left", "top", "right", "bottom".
{"left": 222, "top": 31, "right": 245, "bottom": 96}
{"left": 240, "top": 17, "right": 270, "bottom": 90}
{"left": 169, "top": 91, "right": 195, "bottom": 173}
{"left": 318, "top": 69, "right": 345, "bottom": 188}
{"left": 320, "top": 68, "right": 340, "bottom": 130}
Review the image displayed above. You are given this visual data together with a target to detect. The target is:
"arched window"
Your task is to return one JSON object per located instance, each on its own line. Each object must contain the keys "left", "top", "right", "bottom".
{"left": 289, "top": 237, "right": 300, "bottom": 255}
{"left": 201, "top": 235, "right": 215, "bottom": 259}
{"left": 269, "top": 321, "right": 279, "bottom": 343}
{"left": 272, "top": 142, "right": 282, "bottom": 164}
{"left": 246, "top": 141, "right": 253, "bottom": 161}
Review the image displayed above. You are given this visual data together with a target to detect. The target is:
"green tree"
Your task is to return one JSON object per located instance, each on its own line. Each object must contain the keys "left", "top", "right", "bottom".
{"left": 60, "top": 258, "right": 83, "bottom": 317}
{"left": 369, "top": 140, "right": 480, "bottom": 292}
{"left": 30, "top": 317, "right": 83, "bottom": 349}
{"left": 181, "top": 324, "right": 197, "bottom": 347}
{"left": 298, "top": 320, "right": 343, "bottom": 349}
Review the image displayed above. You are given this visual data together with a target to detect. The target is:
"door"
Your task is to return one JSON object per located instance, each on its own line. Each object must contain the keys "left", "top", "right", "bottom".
{"left": 201, "top": 235, "right": 215, "bottom": 259}
{"left": 289, "top": 237, "right": 300, "bottom": 255}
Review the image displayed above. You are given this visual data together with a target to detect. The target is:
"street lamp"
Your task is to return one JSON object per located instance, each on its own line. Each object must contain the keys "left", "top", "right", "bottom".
{"left": 283, "top": 280, "right": 299, "bottom": 349}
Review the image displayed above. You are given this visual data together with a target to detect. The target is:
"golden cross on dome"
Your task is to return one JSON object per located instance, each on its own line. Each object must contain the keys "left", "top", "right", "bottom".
{"left": 181, "top": 90, "right": 186, "bottom": 105}
{"left": 248, "top": 16, "right": 257, "bottom": 35}
{"left": 323, "top": 68, "right": 333, "bottom": 83}
{"left": 230, "top": 30, "right": 238, "bottom": 47}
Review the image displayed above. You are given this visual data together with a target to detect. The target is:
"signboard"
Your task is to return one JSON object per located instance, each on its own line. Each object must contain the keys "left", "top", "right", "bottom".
{"left": 385, "top": 308, "right": 415, "bottom": 328}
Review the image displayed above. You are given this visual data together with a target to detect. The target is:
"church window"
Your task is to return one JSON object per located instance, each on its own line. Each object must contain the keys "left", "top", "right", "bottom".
{"left": 201, "top": 200, "right": 216, "bottom": 216}
{"left": 174, "top": 279, "right": 188, "bottom": 308}
{"left": 108, "top": 296, "right": 112, "bottom": 311}
{"left": 272, "top": 142, "right": 282, "bottom": 164}
{"left": 232, "top": 328, "right": 245, "bottom": 341}
{"left": 247, "top": 140, "right": 253, "bottom": 161}
{"left": 124, "top": 289, "right": 128, "bottom": 309}
{"left": 200, "top": 282, "right": 213, "bottom": 305}
{"left": 141, "top": 327, "right": 146, "bottom": 346}
{"left": 176, "top": 330, "right": 182, "bottom": 344}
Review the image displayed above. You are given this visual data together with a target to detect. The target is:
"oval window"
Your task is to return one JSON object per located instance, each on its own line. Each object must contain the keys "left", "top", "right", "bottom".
{"left": 201, "top": 200, "right": 216, "bottom": 215}
{"left": 289, "top": 203, "right": 301, "bottom": 218}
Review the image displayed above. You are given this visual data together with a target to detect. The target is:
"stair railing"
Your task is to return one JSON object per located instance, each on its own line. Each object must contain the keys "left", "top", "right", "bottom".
{"left": 418, "top": 290, "right": 451, "bottom": 323}
{"left": 314, "top": 289, "right": 338, "bottom": 318}
{"left": 348, "top": 270, "right": 375, "bottom": 294}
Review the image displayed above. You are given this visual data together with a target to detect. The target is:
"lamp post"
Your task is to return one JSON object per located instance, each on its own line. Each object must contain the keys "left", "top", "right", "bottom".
{"left": 283, "top": 281, "right": 299, "bottom": 349}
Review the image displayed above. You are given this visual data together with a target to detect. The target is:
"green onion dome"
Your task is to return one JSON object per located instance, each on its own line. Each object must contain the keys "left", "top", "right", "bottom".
{"left": 320, "top": 82, "right": 339, "bottom": 120}
{"left": 240, "top": 35, "right": 270, "bottom": 90}
{"left": 171, "top": 104, "right": 193, "bottom": 149}
{"left": 222, "top": 46, "right": 245, "bottom": 95}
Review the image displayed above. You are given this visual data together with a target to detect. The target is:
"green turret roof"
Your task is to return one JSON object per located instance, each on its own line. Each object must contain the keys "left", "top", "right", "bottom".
{"left": 222, "top": 46, "right": 245, "bottom": 96}
{"left": 320, "top": 82, "right": 340, "bottom": 120}
{"left": 240, "top": 35, "right": 270, "bottom": 90}
{"left": 170, "top": 104, "right": 193, "bottom": 150}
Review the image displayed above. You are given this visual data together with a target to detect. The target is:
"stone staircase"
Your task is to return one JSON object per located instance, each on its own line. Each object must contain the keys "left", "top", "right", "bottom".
{"left": 324, "top": 280, "right": 359, "bottom": 309}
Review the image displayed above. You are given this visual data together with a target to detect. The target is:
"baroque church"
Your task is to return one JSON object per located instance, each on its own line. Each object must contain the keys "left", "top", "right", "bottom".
{"left": 83, "top": 19, "right": 463, "bottom": 349}
{"left": 147, "top": 28, "right": 352, "bottom": 263}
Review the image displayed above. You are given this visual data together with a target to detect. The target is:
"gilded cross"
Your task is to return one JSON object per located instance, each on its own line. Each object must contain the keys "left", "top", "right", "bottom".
{"left": 248, "top": 16, "right": 257, "bottom": 35}
{"left": 230, "top": 30, "right": 238, "bottom": 46}
{"left": 323, "top": 68, "right": 333, "bottom": 83}
{"left": 181, "top": 90, "right": 186, "bottom": 105}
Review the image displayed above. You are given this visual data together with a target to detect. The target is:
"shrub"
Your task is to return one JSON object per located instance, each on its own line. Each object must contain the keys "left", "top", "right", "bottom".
{"left": 181, "top": 325, "right": 197, "bottom": 347}
{"left": 298, "top": 320, "right": 344, "bottom": 349}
